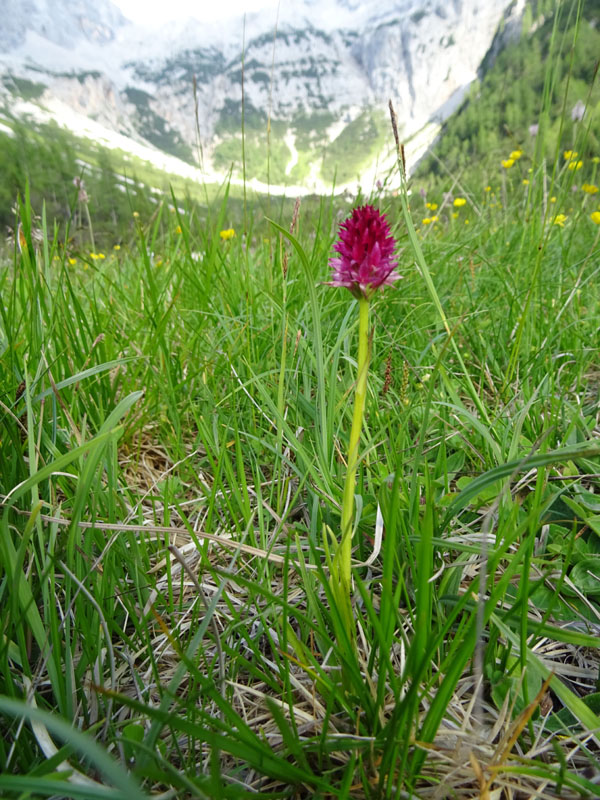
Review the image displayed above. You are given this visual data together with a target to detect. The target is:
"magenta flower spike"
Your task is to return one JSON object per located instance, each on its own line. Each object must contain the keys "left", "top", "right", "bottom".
{"left": 329, "top": 205, "right": 400, "bottom": 298}
{"left": 326, "top": 205, "right": 401, "bottom": 687}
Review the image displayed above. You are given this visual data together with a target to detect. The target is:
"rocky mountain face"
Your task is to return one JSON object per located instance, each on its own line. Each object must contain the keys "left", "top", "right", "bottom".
{"left": 0, "top": 0, "right": 125, "bottom": 49}
{"left": 0, "top": 0, "right": 525, "bottom": 190}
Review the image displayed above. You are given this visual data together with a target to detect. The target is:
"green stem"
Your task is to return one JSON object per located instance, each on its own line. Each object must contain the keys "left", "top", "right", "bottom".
{"left": 337, "top": 295, "right": 370, "bottom": 591}
{"left": 83, "top": 202, "right": 95, "bottom": 252}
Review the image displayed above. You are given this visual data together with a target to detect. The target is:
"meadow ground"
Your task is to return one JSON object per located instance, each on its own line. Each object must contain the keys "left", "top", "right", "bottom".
{"left": 1, "top": 115, "right": 600, "bottom": 798}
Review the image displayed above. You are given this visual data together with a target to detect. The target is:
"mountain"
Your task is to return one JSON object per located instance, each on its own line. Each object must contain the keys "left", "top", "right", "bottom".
{"left": 0, "top": 0, "right": 525, "bottom": 193}
{"left": 0, "top": 0, "right": 125, "bottom": 50}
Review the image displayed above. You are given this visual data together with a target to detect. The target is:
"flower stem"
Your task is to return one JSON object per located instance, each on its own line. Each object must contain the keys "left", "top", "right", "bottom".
{"left": 83, "top": 202, "right": 96, "bottom": 252}
{"left": 337, "top": 295, "right": 370, "bottom": 594}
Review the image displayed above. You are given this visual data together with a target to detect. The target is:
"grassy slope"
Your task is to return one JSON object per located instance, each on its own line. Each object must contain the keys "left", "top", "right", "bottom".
{"left": 0, "top": 117, "right": 203, "bottom": 246}
{"left": 0, "top": 116, "right": 313, "bottom": 251}
{"left": 1, "top": 3, "right": 600, "bottom": 797}
{"left": 212, "top": 103, "right": 391, "bottom": 187}
{"left": 320, "top": 110, "right": 389, "bottom": 184}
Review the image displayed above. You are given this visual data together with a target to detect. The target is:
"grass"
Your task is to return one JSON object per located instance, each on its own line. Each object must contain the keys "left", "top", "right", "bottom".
{"left": 321, "top": 110, "right": 390, "bottom": 184}
{"left": 2, "top": 18, "right": 600, "bottom": 800}
{"left": 213, "top": 119, "right": 291, "bottom": 184}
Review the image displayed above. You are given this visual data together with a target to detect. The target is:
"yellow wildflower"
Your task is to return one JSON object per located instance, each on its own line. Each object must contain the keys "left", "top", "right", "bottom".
{"left": 501, "top": 159, "right": 515, "bottom": 169}
{"left": 550, "top": 196, "right": 557, "bottom": 203}
{"left": 425, "top": 202, "right": 438, "bottom": 210}
{"left": 452, "top": 212, "right": 459, "bottom": 219}
{"left": 510, "top": 149, "right": 523, "bottom": 160}
{"left": 568, "top": 160, "right": 583, "bottom": 171}
{"left": 133, "top": 211, "right": 140, "bottom": 218}
{"left": 563, "top": 150, "right": 577, "bottom": 160}
{"left": 464, "top": 219, "right": 470, "bottom": 225}
{"left": 522, "top": 179, "right": 529, "bottom": 185}
{"left": 113, "top": 244, "right": 121, "bottom": 250}
{"left": 453, "top": 197, "right": 467, "bottom": 207}
{"left": 220, "top": 228, "right": 235, "bottom": 240}
{"left": 592, "top": 156, "right": 600, "bottom": 164}
{"left": 484, "top": 186, "right": 491, "bottom": 192}
{"left": 582, "top": 183, "right": 599, "bottom": 194}
{"left": 553, "top": 214, "right": 567, "bottom": 227}
{"left": 422, "top": 217, "right": 432, "bottom": 225}
{"left": 431, "top": 215, "right": 439, "bottom": 222}
{"left": 175, "top": 225, "right": 182, "bottom": 234}
{"left": 591, "top": 211, "right": 600, "bottom": 225}
{"left": 68, "top": 257, "right": 77, "bottom": 265}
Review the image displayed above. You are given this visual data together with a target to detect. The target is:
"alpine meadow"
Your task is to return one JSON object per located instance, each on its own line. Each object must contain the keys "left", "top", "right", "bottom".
{"left": 2, "top": 0, "right": 600, "bottom": 798}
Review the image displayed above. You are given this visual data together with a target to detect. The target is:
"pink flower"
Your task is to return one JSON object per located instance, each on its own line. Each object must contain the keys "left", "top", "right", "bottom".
{"left": 329, "top": 205, "right": 400, "bottom": 298}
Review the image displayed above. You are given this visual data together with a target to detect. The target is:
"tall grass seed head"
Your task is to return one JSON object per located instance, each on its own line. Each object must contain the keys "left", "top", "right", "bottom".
{"left": 329, "top": 205, "right": 400, "bottom": 298}
{"left": 572, "top": 100, "right": 586, "bottom": 121}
